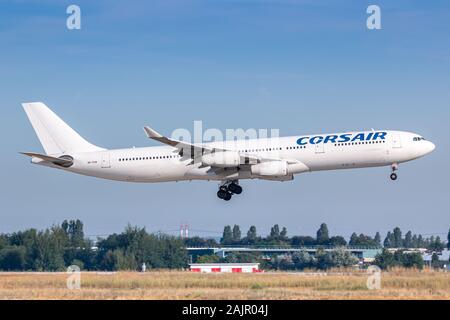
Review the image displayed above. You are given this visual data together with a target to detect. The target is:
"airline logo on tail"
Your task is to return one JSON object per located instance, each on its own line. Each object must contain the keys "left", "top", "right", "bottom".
{"left": 297, "top": 131, "right": 387, "bottom": 145}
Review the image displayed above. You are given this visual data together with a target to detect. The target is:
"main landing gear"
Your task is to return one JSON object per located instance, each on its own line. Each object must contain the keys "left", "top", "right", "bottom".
{"left": 390, "top": 163, "right": 398, "bottom": 181}
{"left": 217, "top": 181, "right": 243, "bottom": 201}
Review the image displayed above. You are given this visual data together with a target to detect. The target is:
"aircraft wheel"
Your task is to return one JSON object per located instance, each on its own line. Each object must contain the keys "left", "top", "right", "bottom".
{"left": 390, "top": 173, "right": 398, "bottom": 181}
{"left": 228, "top": 183, "right": 242, "bottom": 195}
{"left": 217, "top": 189, "right": 227, "bottom": 199}
{"left": 223, "top": 192, "right": 232, "bottom": 201}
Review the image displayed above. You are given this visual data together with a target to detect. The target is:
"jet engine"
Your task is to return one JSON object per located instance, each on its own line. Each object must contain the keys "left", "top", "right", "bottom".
{"left": 201, "top": 151, "right": 240, "bottom": 168}
{"left": 251, "top": 160, "right": 309, "bottom": 176}
{"left": 251, "top": 161, "right": 287, "bottom": 176}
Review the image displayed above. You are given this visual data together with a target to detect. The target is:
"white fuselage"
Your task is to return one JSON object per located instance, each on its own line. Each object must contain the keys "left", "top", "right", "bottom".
{"left": 45, "top": 130, "right": 435, "bottom": 183}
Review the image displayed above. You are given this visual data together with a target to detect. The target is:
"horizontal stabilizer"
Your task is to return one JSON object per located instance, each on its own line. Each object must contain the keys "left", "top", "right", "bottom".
{"left": 21, "top": 152, "right": 73, "bottom": 167}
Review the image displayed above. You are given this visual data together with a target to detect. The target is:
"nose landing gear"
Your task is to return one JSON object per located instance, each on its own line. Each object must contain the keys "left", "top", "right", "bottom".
{"left": 390, "top": 163, "right": 398, "bottom": 181}
{"left": 217, "top": 181, "right": 243, "bottom": 201}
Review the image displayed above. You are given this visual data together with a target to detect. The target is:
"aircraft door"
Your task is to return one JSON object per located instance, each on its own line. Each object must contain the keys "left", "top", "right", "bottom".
{"left": 315, "top": 141, "right": 325, "bottom": 154}
{"left": 392, "top": 134, "right": 402, "bottom": 149}
{"left": 101, "top": 152, "right": 111, "bottom": 168}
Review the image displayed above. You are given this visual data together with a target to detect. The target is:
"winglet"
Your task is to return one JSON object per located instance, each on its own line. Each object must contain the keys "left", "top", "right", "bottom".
{"left": 143, "top": 126, "right": 179, "bottom": 147}
{"left": 143, "top": 126, "right": 163, "bottom": 139}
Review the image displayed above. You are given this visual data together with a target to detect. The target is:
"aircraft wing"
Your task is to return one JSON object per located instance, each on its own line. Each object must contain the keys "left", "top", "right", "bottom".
{"left": 143, "top": 126, "right": 301, "bottom": 166}
{"left": 143, "top": 126, "right": 225, "bottom": 153}
{"left": 144, "top": 126, "right": 259, "bottom": 163}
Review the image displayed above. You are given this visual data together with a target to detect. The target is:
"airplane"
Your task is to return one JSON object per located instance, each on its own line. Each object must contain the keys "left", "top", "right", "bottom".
{"left": 21, "top": 102, "right": 435, "bottom": 201}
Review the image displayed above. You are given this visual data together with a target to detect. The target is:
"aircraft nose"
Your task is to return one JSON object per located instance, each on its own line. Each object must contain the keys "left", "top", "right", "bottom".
{"left": 425, "top": 141, "right": 436, "bottom": 154}
{"left": 430, "top": 141, "right": 436, "bottom": 152}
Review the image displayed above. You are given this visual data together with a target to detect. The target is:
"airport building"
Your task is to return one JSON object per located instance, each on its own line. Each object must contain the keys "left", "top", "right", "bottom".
{"left": 187, "top": 246, "right": 382, "bottom": 263}
{"left": 189, "top": 263, "right": 262, "bottom": 273}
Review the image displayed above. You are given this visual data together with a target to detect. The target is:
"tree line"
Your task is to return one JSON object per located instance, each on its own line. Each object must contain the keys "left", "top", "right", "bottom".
{"left": 0, "top": 220, "right": 187, "bottom": 271}
{"left": 0, "top": 221, "right": 448, "bottom": 271}
{"left": 197, "top": 247, "right": 361, "bottom": 271}
{"left": 383, "top": 227, "right": 446, "bottom": 251}
{"left": 188, "top": 223, "right": 448, "bottom": 270}
{"left": 202, "top": 223, "right": 447, "bottom": 250}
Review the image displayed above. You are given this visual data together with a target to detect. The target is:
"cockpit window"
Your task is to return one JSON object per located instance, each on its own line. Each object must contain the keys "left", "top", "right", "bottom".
{"left": 413, "top": 137, "right": 426, "bottom": 141}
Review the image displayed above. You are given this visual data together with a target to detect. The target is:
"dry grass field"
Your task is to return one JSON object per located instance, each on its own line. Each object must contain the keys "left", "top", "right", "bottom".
{"left": 0, "top": 268, "right": 448, "bottom": 300}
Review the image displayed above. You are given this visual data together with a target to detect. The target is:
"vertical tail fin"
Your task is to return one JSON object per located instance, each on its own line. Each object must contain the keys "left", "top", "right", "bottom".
{"left": 22, "top": 102, "right": 105, "bottom": 155}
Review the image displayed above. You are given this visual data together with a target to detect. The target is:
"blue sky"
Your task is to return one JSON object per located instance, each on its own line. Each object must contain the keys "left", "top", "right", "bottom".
{"left": 1, "top": 0, "right": 449, "bottom": 240}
